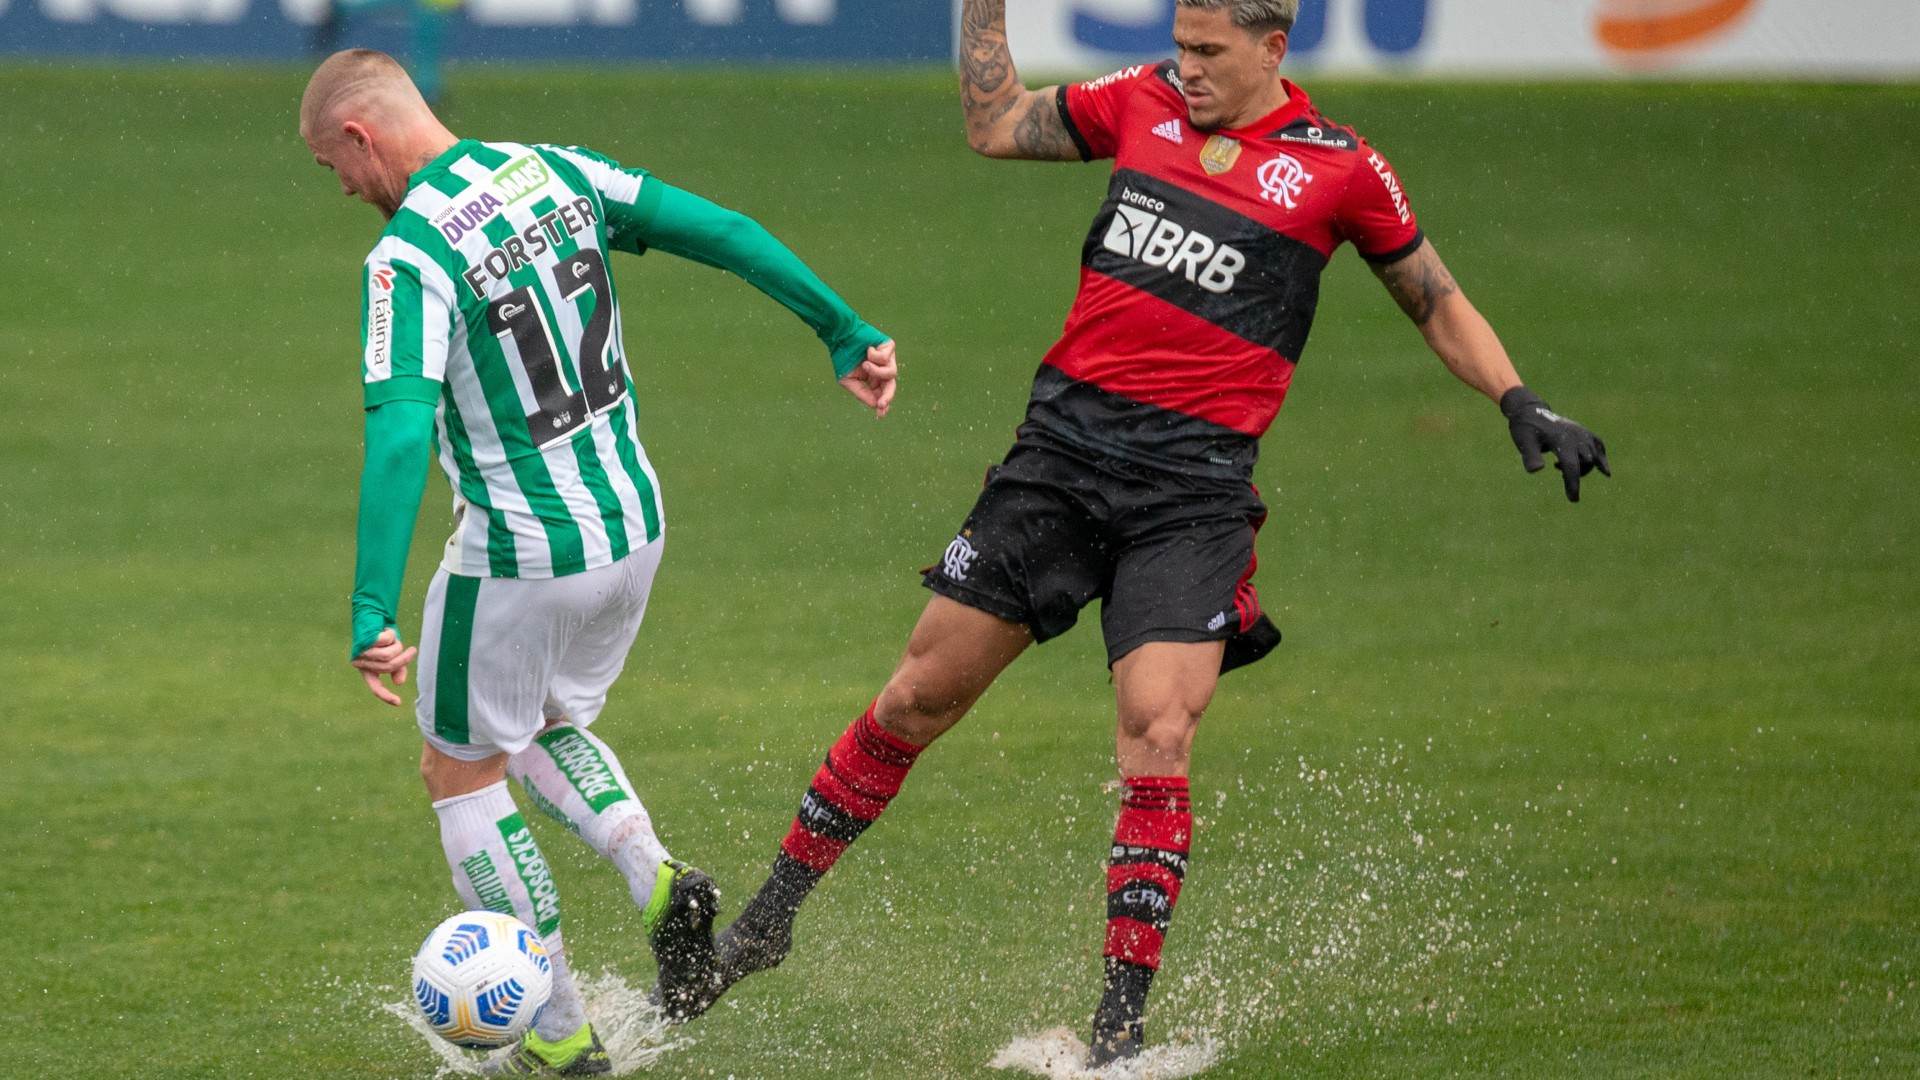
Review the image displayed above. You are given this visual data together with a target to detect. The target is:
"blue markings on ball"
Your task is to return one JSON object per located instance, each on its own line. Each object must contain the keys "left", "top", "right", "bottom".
{"left": 475, "top": 978, "right": 527, "bottom": 1027}
{"left": 439, "top": 922, "right": 491, "bottom": 967}
{"left": 514, "top": 928, "right": 553, "bottom": 974}
{"left": 414, "top": 978, "right": 452, "bottom": 1028}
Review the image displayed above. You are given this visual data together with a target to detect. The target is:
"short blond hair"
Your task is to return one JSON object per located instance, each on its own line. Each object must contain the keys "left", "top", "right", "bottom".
{"left": 299, "top": 49, "right": 427, "bottom": 137}
{"left": 1176, "top": 0, "right": 1298, "bottom": 34}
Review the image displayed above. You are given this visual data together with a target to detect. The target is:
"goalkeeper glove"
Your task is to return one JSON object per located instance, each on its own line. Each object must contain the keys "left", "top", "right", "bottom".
{"left": 1500, "top": 386, "right": 1610, "bottom": 503}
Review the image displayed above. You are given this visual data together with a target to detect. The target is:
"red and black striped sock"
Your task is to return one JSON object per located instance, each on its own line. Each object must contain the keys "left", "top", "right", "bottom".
{"left": 781, "top": 702, "right": 923, "bottom": 871}
{"left": 1095, "top": 775, "right": 1192, "bottom": 1041}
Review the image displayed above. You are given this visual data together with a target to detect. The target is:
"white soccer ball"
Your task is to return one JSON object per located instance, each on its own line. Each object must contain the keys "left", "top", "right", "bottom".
{"left": 411, "top": 911, "right": 554, "bottom": 1049}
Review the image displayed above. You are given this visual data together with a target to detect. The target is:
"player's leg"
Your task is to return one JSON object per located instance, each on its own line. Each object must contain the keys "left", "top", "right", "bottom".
{"left": 1091, "top": 641, "right": 1223, "bottom": 1064}
{"left": 1086, "top": 481, "right": 1267, "bottom": 1064}
{"left": 662, "top": 595, "right": 1031, "bottom": 1021}
{"left": 501, "top": 543, "right": 720, "bottom": 1012}
{"left": 415, "top": 569, "right": 607, "bottom": 1073}
{"left": 670, "top": 443, "right": 1102, "bottom": 1022}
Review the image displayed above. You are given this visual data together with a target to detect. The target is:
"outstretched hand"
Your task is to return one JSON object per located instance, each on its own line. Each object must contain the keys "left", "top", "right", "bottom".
{"left": 839, "top": 340, "right": 898, "bottom": 418}
{"left": 1501, "top": 387, "right": 1611, "bottom": 502}
{"left": 352, "top": 627, "right": 418, "bottom": 706}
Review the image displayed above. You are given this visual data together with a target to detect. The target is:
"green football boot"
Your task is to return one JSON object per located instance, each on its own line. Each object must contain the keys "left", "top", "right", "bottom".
{"left": 642, "top": 859, "right": 720, "bottom": 1021}
{"left": 480, "top": 1022, "right": 611, "bottom": 1076}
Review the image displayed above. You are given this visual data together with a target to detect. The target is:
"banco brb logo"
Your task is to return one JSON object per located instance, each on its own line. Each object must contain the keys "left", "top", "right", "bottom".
{"left": 1074, "top": 0, "right": 1432, "bottom": 59}
{"left": 1104, "top": 201, "right": 1246, "bottom": 294}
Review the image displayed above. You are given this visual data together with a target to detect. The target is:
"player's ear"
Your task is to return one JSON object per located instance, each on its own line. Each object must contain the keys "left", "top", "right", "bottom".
{"left": 1263, "top": 28, "right": 1289, "bottom": 69}
{"left": 341, "top": 119, "right": 375, "bottom": 155}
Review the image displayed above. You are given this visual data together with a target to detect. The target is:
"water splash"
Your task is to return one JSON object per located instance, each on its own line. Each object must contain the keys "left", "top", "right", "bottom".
{"left": 989, "top": 1026, "right": 1219, "bottom": 1079}
{"left": 380, "top": 968, "right": 691, "bottom": 1076}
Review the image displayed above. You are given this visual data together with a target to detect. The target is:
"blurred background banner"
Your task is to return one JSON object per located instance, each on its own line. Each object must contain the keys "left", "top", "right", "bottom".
{"left": 1010, "top": 0, "right": 1920, "bottom": 78}
{"left": 5, "top": 0, "right": 1917, "bottom": 71}
{"left": 0, "top": 0, "right": 948, "bottom": 60}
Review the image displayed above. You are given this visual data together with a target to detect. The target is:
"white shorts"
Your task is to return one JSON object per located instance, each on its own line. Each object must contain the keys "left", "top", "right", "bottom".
{"left": 415, "top": 540, "right": 663, "bottom": 761}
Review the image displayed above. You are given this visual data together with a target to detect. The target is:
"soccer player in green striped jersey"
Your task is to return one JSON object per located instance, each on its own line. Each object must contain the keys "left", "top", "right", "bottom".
{"left": 300, "top": 50, "right": 898, "bottom": 1074}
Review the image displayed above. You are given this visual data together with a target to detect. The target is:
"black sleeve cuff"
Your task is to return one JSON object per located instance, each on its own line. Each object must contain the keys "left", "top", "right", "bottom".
{"left": 1358, "top": 228, "right": 1426, "bottom": 266}
{"left": 1055, "top": 85, "right": 1094, "bottom": 163}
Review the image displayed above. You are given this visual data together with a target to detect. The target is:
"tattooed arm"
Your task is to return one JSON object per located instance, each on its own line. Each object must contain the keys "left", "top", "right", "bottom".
{"left": 1372, "top": 239, "right": 1523, "bottom": 401}
{"left": 959, "top": 0, "right": 1081, "bottom": 161}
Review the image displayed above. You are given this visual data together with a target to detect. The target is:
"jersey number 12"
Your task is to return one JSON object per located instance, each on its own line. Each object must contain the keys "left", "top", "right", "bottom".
{"left": 486, "top": 248, "right": 624, "bottom": 449}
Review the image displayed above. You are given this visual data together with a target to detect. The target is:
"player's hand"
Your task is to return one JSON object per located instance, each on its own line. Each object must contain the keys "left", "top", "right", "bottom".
{"left": 839, "top": 340, "right": 898, "bottom": 418}
{"left": 351, "top": 627, "right": 419, "bottom": 707}
{"left": 1500, "top": 386, "right": 1610, "bottom": 502}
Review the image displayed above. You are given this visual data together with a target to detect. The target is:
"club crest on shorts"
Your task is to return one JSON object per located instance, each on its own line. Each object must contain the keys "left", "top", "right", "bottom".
{"left": 942, "top": 535, "right": 977, "bottom": 582}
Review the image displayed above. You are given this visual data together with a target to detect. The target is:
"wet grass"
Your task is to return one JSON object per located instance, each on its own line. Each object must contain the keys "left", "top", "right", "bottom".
{"left": 1, "top": 66, "right": 1916, "bottom": 1077}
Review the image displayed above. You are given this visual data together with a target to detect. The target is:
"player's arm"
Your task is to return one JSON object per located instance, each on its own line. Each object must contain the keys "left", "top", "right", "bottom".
{"left": 958, "top": 0, "right": 1080, "bottom": 161}
{"left": 349, "top": 398, "right": 433, "bottom": 703}
{"left": 346, "top": 254, "right": 451, "bottom": 700}
{"left": 627, "top": 182, "right": 897, "bottom": 416}
{"left": 1372, "top": 239, "right": 1610, "bottom": 501}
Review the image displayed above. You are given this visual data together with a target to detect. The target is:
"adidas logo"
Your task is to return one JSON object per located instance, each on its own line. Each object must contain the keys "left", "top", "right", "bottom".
{"left": 1152, "top": 119, "right": 1183, "bottom": 145}
{"left": 1206, "top": 611, "right": 1228, "bottom": 631}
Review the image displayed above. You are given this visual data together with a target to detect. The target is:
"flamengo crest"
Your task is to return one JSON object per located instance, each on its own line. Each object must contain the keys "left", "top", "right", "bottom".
{"left": 1256, "top": 153, "right": 1314, "bottom": 209}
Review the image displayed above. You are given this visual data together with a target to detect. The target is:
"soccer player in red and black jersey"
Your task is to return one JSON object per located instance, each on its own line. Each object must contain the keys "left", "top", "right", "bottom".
{"left": 669, "top": 0, "right": 1610, "bottom": 1064}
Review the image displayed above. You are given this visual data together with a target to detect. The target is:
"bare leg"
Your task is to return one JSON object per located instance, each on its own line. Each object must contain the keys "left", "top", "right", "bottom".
{"left": 419, "top": 741, "right": 508, "bottom": 800}
{"left": 1092, "top": 640, "right": 1223, "bottom": 1064}
{"left": 872, "top": 594, "right": 1034, "bottom": 745}
{"left": 672, "top": 596, "right": 1031, "bottom": 1020}
{"left": 1112, "top": 640, "right": 1224, "bottom": 777}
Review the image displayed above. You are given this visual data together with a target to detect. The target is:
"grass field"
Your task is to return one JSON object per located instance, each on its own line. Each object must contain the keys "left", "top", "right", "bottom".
{"left": 2, "top": 65, "right": 1917, "bottom": 1078}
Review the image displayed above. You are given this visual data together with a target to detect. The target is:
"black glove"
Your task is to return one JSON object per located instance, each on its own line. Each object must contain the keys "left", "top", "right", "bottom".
{"left": 1500, "top": 386, "right": 1610, "bottom": 502}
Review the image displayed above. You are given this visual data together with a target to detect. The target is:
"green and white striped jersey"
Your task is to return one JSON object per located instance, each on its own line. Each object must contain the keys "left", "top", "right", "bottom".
{"left": 360, "top": 139, "right": 665, "bottom": 580}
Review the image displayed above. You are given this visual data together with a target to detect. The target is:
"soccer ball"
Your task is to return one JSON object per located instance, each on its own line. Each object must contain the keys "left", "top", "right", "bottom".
{"left": 411, "top": 911, "right": 554, "bottom": 1049}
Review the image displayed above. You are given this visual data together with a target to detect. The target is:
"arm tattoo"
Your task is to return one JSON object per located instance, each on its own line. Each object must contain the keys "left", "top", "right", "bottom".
{"left": 959, "top": 0, "right": 1016, "bottom": 119}
{"left": 1010, "top": 96, "right": 1078, "bottom": 160}
{"left": 1376, "top": 242, "right": 1460, "bottom": 327}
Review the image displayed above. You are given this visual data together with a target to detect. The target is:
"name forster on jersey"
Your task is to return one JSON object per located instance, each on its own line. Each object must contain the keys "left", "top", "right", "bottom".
{"left": 448, "top": 195, "right": 602, "bottom": 300}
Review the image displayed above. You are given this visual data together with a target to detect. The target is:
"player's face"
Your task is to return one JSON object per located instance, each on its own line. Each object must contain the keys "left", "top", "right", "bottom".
{"left": 1173, "top": 6, "right": 1289, "bottom": 131}
{"left": 304, "top": 126, "right": 403, "bottom": 220}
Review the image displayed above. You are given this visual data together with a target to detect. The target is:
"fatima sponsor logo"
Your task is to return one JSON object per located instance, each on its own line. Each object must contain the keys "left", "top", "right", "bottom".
{"left": 500, "top": 817, "right": 562, "bottom": 937}
{"left": 542, "top": 730, "right": 627, "bottom": 812}
{"left": 492, "top": 154, "right": 551, "bottom": 205}
{"left": 459, "top": 850, "right": 515, "bottom": 916}
{"left": 366, "top": 281, "right": 393, "bottom": 381}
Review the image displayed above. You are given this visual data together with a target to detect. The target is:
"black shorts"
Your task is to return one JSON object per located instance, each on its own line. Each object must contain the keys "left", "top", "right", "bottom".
{"left": 922, "top": 436, "right": 1281, "bottom": 671}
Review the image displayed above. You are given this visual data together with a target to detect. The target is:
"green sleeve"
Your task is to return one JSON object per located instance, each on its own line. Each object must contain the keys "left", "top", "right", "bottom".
{"left": 628, "top": 181, "right": 888, "bottom": 380}
{"left": 349, "top": 398, "right": 437, "bottom": 658}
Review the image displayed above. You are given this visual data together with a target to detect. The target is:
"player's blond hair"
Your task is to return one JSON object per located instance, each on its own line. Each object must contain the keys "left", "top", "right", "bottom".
{"left": 1176, "top": 0, "right": 1298, "bottom": 34}
{"left": 299, "top": 49, "right": 430, "bottom": 138}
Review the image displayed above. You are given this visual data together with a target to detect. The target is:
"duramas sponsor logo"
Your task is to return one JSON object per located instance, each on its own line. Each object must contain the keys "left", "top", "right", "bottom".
{"left": 1103, "top": 189, "right": 1247, "bottom": 295}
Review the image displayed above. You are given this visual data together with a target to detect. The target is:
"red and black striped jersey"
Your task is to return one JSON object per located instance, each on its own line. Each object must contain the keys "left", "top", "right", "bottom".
{"left": 1023, "top": 62, "right": 1423, "bottom": 479}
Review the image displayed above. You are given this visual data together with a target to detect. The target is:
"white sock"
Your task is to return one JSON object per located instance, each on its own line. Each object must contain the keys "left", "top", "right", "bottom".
{"left": 433, "top": 780, "right": 588, "bottom": 1042}
{"left": 510, "top": 723, "right": 673, "bottom": 911}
